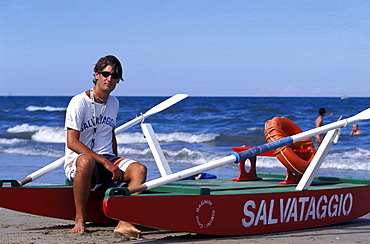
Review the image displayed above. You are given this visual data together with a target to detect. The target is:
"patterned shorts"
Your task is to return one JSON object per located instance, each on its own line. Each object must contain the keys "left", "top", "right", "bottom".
{"left": 66, "top": 154, "right": 136, "bottom": 191}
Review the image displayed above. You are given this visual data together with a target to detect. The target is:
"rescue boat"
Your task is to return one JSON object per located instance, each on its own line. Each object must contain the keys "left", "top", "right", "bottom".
{"left": 1, "top": 108, "right": 370, "bottom": 236}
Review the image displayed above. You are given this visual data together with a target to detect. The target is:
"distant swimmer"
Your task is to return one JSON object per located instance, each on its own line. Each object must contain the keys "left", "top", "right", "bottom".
{"left": 314, "top": 108, "right": 326, "bottom": 143}
{"left": 350, "top": 124, "right": 362, "bottom": 135}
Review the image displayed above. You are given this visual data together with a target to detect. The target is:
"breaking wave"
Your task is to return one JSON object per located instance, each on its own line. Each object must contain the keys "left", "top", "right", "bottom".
{"left": 26, "top": 106, "right": 66, "bottom": 112}
{"left": 7, "top": 124, "right": 219, "bottom": 145}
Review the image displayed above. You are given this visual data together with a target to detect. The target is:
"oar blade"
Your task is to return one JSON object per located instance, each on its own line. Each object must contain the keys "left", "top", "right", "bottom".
{"left": 144, "top": 94, "right": 188, "bottom": 117}
{"left": 347, "top": 108, "right": 370, "bottom": 123}
{"left": 115, "top": 94, "right": 188, "bottom": 134}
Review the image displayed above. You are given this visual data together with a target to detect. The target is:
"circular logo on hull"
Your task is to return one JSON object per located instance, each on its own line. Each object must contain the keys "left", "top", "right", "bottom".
{"left": 195, "top": 200, "right": 216, "bottom": 228}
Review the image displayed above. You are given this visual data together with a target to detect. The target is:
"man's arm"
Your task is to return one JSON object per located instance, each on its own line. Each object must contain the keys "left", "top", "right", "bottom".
{"left": 66, "top": 128, "right": 122, "bottom": 180}
{"left": 112, "top": 130, "right": 118, "bottom": 156}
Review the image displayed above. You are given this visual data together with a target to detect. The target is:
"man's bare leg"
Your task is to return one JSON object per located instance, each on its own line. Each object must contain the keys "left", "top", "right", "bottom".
{"left": 113, "top": 162, "right": 147, "bottom": 237}
{"left": 71, "top": 154, "right": 95, "bottom": 233}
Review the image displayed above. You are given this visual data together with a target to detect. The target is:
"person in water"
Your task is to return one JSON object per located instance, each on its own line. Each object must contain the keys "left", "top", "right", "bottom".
{"left": 350, "top": 124, "right": 362, "bottom": 135}
{"left": 63, "top": 55, "right": 147, "bottom": 237}
{"left": 314, "top": 108, "right": 326, "bottom": 143}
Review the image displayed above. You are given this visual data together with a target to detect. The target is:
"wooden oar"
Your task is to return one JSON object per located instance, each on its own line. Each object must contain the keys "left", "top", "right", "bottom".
{"left": 18, "top": 94, "right": 189, "bottom": 186}
{"left": 129, "top": 107, "right": 370, "bottom": 194}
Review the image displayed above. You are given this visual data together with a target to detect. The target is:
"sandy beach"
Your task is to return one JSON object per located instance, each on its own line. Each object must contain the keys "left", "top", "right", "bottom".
{"left": 0, "top": 207, "right": 369, "bottom": 244}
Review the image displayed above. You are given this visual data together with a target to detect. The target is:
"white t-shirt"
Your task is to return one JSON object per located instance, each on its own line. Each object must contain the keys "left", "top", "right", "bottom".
{"left": 64, "top": 92, "right": 119, "bottom": 170}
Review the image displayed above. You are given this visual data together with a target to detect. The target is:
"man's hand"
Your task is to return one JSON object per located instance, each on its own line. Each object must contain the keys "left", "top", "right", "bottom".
{"left": 104, "top": 162, "right": 123, "bottom": 181}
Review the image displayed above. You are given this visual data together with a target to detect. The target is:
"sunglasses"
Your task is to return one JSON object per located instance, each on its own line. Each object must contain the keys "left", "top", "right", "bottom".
{"left": 98, "top": 71, "right": 120, "bottom": 79}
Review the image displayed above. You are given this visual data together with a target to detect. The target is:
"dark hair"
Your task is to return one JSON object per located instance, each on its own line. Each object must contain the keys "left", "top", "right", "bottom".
{"left": 319, "top": 108, "right": 326, "bottom": 115}
{"left": 93, "top": 55, "right": 123, "bottom": 83}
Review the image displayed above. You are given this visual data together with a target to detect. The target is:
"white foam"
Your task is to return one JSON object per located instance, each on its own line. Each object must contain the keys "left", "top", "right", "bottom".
{"left": 255, "top": 156, "right": 285, "bottom": 169}
{"left": 8, "top": 124, "right": 218, "bottom": 145}
{"left": 116, "top": 132, "right": 219, "bottom": 144}
{"left": 0, "top": 147, "right": 63, "bottom": 157}
{"left": 26, "top": 106, "right": 66, "bottom": 112}
{"left": 32, "top": 127, "right": 65, "bottom": 143}
{"left": 117, "top": 145, "right": 224, "bottom": 166}
{"left": 116, "top": 133, "right": 146, "bottom": 144}
{"left": 7, "top": 124, "right": 42, "bottom": 133}
{"left": 117, "top": 146, "right": 152, "bottom": 156}
{"left": 0, "top": 138, "right": 26, "bottom": 145}
{"left": 254, "top": 150, "right": 370, "bottom": 172}
{"left": 247, "top": 127, "right": 262, "bottom": 131}
{"left": 7, "top": 124, "right": 65, "bottom": 143}
{"left": 164, "top": 148, "right": 221, "bottom": 164}
{"left": 156, "top": 132, "right": 218, "bottom": 143}
{"left": 322, "top": 149, "right": 370, "bottom": 171}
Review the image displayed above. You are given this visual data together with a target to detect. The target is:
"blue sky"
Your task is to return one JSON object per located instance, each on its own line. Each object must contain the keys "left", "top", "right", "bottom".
{"left": 1, "top": 0, "right": 369, "bottom": 97}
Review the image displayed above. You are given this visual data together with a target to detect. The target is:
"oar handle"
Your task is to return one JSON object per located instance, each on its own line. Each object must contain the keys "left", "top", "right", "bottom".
{"left": 18, "top": 157, "right": 65, "bottom": 186}
{"left": 18, "top": 176, "right": 32, "bottom": 186}
{"left": 237, "top": 137, "right": 292, "bottom": 162}
{"left": 128, "top": 184, "right": 148, "bottom": 194}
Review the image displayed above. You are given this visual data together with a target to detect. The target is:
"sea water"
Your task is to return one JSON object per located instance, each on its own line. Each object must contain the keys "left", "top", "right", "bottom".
{"left": 0, "top": 96, "right": 369, "bottom": 185}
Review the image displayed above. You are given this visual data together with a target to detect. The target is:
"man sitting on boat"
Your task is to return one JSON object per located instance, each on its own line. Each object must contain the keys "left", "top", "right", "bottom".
{"left": 64, "top": 55, "right": 147, "bottom": 237}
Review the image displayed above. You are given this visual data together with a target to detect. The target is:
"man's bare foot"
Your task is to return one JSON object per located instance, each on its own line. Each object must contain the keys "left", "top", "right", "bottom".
{"left": 113, "top": 221, "right": 141, "bottom": 238}
{"left": 71, "top": 222, "right": 85, "bottom": 233}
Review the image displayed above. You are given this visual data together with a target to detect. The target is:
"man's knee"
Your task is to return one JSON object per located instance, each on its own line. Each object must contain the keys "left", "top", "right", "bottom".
{"left": 76, "top": 154, "right": 95, "bottom": 171}
{"left": 133, "top": 163, "right": 147, "bottom": 176}
{"left": 127, "top": 163, "right": 147, "bottom": 178}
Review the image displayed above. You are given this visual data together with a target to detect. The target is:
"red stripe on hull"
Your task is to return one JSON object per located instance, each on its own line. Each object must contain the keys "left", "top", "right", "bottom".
{"left": 0, "top": 187, "right": 115, "bottom": 223}
{"left": 103, "top": 186, "right": 370, "bottom": 235}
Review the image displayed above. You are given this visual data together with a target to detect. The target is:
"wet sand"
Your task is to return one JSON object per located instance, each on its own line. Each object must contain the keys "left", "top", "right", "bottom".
{"left": 1, "top": 207, "right": 369, "bottom": 243}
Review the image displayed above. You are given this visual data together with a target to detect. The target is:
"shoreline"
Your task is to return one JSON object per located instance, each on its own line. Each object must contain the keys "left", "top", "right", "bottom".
{"left": 1, "top": 208, "right": 369, "bottom": 243}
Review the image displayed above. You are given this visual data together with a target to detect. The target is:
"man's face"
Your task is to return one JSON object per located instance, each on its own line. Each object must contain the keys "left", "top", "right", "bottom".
{"left": 94, "top": 65, "right": 120, "bottom": 93}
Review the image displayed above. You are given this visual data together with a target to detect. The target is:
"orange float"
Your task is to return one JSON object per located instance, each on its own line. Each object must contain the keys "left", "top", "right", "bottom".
{"left": 264, "top": 117, "right": 316, "bottom": 176}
